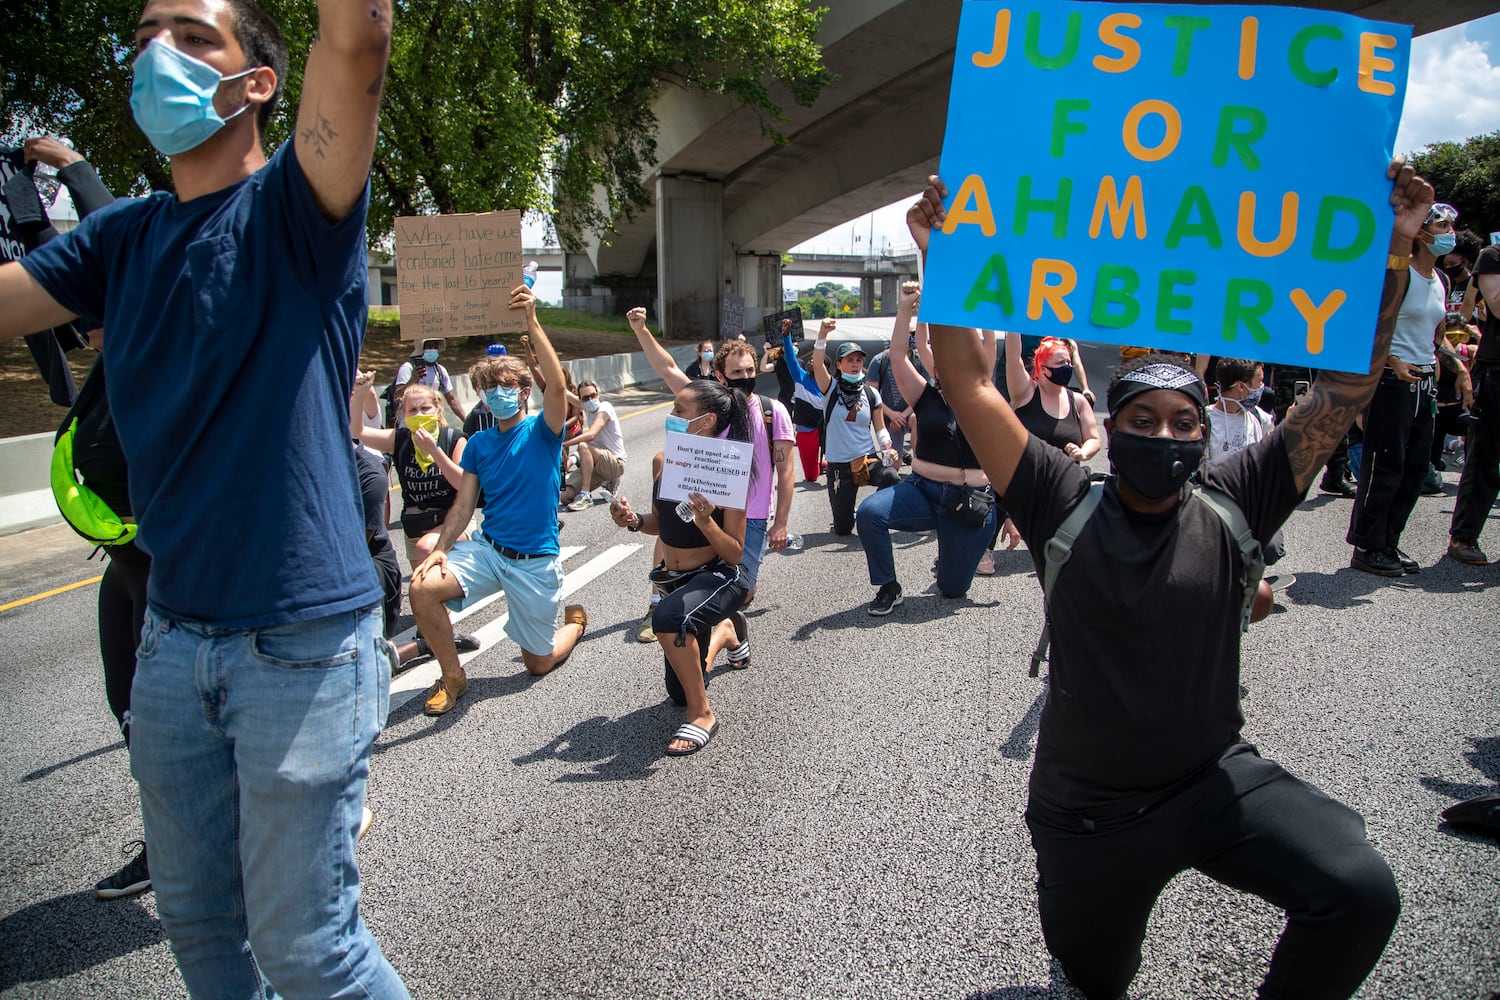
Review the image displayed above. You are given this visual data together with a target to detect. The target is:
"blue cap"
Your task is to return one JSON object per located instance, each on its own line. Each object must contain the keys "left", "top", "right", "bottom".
{"left": 486, "top": 344, "right": 507, "bottom": 357}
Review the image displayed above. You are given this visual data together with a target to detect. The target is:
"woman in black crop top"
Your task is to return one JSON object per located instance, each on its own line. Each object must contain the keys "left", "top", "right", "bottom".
{"left": 1004, "top": 332, "right": 1102, "bottom": 463}
{"left": 610, "top": 380, "right": 752, "bottom": 756}
{"left": 854, "top": 283, "right": 1002, "bottom": 616}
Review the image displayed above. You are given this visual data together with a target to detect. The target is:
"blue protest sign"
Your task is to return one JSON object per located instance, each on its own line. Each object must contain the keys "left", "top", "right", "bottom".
{"left": 921, "top": 0, "right": 1410, "bottom": 373}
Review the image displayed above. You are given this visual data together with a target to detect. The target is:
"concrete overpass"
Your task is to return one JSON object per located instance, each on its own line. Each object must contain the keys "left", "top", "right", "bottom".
{"left": 559, "top": 0, "right": 1500, "bottom": 337}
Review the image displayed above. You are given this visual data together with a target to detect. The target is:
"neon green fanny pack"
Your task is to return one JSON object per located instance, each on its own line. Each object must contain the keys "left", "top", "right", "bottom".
{"left": 51, "top": 417, "right": 136, "bottom": 546}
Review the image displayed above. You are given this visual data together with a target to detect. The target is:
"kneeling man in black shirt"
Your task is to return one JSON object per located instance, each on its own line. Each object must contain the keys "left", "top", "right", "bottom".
{"left": 907, "top": 159, "right": 1432, "bottom": 999}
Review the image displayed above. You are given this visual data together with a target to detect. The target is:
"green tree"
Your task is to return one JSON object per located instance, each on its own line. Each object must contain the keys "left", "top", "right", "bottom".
{"left": 2, "top": 0, "right": 832, "bottom": 245}
{"left": 1409, "top": 131, "right": 1500, "bottom": 241}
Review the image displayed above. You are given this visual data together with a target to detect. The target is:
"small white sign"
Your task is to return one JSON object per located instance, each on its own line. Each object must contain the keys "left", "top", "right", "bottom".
{"left": 659, "top": 431, "right": 753, "bottom": 511}
{"left": 783, "top": 287, "right": 799, "bottom": 302}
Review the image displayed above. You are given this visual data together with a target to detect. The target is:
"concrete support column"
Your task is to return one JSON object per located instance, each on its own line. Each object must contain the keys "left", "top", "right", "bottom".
{"left": 859, "top": 276, "right": 875, "bottom": 316}
{"left": 656, "top": 175, "right": 724, "bottom": 339}
{"left": 880, "top": 275, "right": 901, "bottom": 316}
{"left": 737, "top": 253, "right": 784, "bottom": 334}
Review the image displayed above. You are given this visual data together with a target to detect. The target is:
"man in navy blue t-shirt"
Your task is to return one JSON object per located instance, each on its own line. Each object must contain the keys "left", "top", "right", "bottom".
{"left": 0, "top": 0, "right": 408, "bottom": 995}
{"left": 407, "top": 285, "right": 588, "bottom": 716}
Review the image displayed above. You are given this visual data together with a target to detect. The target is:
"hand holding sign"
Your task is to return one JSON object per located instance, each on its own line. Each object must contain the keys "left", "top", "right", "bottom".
{"left": 921, "top": 0, "right": 1412, "bottom": 374}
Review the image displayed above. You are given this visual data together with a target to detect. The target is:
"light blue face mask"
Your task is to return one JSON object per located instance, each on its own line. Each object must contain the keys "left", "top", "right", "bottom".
{"left": 1425, "top": 232, "right": 1457, "bottom": 257}
{"left": 422, "top": 349, "right": 440, "bottom": 364}
{"left": 840, "top": 371, "right": 864, "bottom": 384}
{"left": 130, "top": 39, "right": 257, "bottom": 156}
{"left": 700, "top": 351, "right": 715, "bottom": 363}
{"left": 485, "top": 385, "right": 522, "bottom": 419}
{"left": 665, "top": 412, "right": 706, "bottom": 435}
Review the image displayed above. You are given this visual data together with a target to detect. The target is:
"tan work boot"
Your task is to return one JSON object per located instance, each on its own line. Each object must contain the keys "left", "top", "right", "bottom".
{"left": 423, "top": 672, "right": 468, "bottom": 716}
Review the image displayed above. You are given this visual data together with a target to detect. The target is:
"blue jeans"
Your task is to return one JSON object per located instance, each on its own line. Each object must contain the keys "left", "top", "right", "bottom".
{"left": 855, "top": 473, "right": 997, "bottom": 598}
{"left": 742, "top": 517, "right": 768, "bottom": 589}
{"left": 129, "top": 603, "right": 409, "bottom": 999}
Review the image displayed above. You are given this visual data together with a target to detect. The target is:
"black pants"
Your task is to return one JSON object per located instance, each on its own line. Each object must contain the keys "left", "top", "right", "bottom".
{"left": 652, "top": 561, "right": 747, "bottom": 705}
{"left": 1347, "top": 371, "right": 1435, "bottom": 552}
{"left": 826, "top": 458, "right": 896, "bottom": 536}
{"left": 97, "top": 541, "right": 150, "bottom": 743}
{"left": 1025, "top": 744, "right": 1399, "bottom": 1000}
{"left": 1429, "top": 402, "right": 1469, "bottom": 468}
{"left": 1451, "top": 363, "right": 1500, "bottom": 545}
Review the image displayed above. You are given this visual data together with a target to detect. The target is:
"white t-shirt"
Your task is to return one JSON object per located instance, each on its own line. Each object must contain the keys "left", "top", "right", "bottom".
{"left": 1205, "top": 402, "right": 1272, "bottom": 467}
{"left": 395, "top": 359, "right": 453, "bottom": 394}
{"left": 588, "top": 400, "right": 627, "bottom": 461}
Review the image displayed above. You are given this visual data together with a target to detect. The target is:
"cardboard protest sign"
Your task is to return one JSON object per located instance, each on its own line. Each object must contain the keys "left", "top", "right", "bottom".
{"left": 721, "top": 292, "right": 746, "bottom": 338}
{"left": 762, "top": 307, "right": 805, "bottom": 343}
{"left": 922, "top": 1, "right": 1410, "bottom": 373}
{"left": 394, "top": 210, "right": 525, "bottom": 340}
{"left": 659, "top": 431, "right": 753, "bottom": 511}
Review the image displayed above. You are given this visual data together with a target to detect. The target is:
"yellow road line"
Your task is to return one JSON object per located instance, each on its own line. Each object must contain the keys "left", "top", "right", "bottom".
{"left": 0, "top": 575, "right": 103, "bottom": 613}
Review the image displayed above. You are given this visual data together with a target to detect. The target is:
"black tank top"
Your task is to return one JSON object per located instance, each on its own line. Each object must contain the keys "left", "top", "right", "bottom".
{"left": 653, "top": 476, "right": 725, "bottom": 549}
{"left": 912, "top": 385, "right": 980, "bottom": 469}
{"left": 1015, "top": 389, "right": 1084, "bottom": 451}
{"left": 394, "top": 426, "right": 462, "bottom": 513}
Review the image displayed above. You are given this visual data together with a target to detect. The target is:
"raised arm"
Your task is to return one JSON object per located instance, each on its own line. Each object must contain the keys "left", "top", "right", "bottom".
{"left": 910, "top": 176, "right": 1031, "bottom": 495}
{"left": 781, "top": 328, "right": 819, "bottom": 394}
{"left": 626, "top": 307, "right": 690, "bottom": 392}
{"left": 889, "top": 283, "right": 929, "bottom": 404}
{"left": 1281, "top": 158, "right": 1433, "bottom": 493}
{"left": 1004, "top": 332, "right": 1034, "bottom": 404}
{"left": 810, "top": 318, "right": 835, "bottom": 395}
{"left": 350, "top": 370, "right": 397, "bottom": 452}
{"left": 294, "top": 0, "right": 393, "bottom": 222}
{"left": 513, "top": 284, "right": 568, "bottom": 434}
{"left": 1068, "top": 339, "right": 1095, "bottom": 403}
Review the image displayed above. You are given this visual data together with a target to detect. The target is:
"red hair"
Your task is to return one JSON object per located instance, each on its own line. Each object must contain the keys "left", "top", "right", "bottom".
{"left": 1031, "top": 338, "right": 1071, "bottom": 383}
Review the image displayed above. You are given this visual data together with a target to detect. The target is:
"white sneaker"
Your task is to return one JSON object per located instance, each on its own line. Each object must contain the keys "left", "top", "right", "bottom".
{"left": 567, "top": 494, "right": 594, "bottom": 511}
{"left": 358, "top": 806, "right": 374, "bottom": 842}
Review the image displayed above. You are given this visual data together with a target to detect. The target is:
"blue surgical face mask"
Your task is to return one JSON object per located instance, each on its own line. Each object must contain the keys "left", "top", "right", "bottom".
{"left": 422, "top": 349, "right": 440, "bottom": 364}
{"left": 700, "top": 351, "right": 715, "bottom": 363}
{"left": 129, "top": 39, "right": 257, "bottom": 156}
{"left": 840, "top": 371, "right": 864, "bottom": 384}
{"left": 1425, "top": 232, "right": 1456, "bottom": 257}
{"left": 485, "top": 385, "right": 521, "bottom": 419}
{"left": 666, "top": 412, "right": 707, "bottom": 435}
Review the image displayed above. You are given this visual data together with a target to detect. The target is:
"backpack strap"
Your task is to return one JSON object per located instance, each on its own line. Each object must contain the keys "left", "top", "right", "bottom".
{"left": 1029, "top": 482, "right": 1103, "bottom": 677}
{"left": 1193, "top": 486, "right": 1265, "bottom": 634}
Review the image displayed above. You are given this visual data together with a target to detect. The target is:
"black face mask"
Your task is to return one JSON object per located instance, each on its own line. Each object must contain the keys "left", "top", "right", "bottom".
{"left": 1108, "top": 431, "right": 1203, "bottom": 500}
{"left": 1044, "top": 364, "right": 1074, "bottom": 387}
{"left": 724, "top": 376, "right": 757, "bottom": 393}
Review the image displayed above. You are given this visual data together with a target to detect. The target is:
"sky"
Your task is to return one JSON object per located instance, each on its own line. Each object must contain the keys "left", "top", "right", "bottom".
{"left": 786, "top": 12, "right": 1500, "bottom": 292}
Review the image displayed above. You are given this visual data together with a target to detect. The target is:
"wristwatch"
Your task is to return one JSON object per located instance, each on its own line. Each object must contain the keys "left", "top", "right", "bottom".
{"left": 1386, "top": 253, "right": 1411, "bottom": 271}
{"left": 626, "top": 512, "right": 642, "bottom": 532}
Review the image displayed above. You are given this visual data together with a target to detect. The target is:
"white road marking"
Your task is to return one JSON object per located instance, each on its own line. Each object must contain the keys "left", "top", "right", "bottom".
{"left": 389, "top": 543, "right": 642, "bottom": 711}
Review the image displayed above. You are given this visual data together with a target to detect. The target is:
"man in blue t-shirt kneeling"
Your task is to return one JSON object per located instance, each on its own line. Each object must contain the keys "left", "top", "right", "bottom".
{"left": 408, "top": 286, "right": 588, "bottom": 716}
{"left": 0, "top": 0, "right": 408, "bottom": 994}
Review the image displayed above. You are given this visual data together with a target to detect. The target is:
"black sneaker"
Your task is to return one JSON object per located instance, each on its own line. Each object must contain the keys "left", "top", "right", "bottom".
{"left": 1390, "top": 547, "right": 1420, "bottom": 574}
{"left": 95, "top": 841, "right": 150, "bottom": 900}
{"left": 868, "top": 582, "right": 903, "bottom": 616}
{"left": 454, "top": 633, "right": 481, "bottom": 652}
{"left": 1350, "top": 547, "right": 1403, "bottom": 577}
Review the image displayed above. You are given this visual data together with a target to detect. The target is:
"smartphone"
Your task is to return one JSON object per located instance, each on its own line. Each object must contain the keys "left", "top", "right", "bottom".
{"left": 594, "top": 488, "right": 617, "bottom": 507}
{"left": 1294, "top": 380, "right": 1311, "bottom": 398}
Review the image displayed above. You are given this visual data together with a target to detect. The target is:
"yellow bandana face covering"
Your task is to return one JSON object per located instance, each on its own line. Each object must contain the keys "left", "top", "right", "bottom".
{"left": 404, "top": 414, "right": 441, "bottom": 472}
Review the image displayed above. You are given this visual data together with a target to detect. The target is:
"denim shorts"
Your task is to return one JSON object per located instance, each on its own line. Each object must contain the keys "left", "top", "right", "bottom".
{"left": 444, "top": 539, "right": 563, "bottom": 655}
{"left": 742, "top": 517, "right": 768, "bottom": 588}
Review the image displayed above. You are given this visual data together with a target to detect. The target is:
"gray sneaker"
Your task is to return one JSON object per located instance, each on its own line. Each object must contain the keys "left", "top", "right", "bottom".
{"left": 95, "top": 841, "right": 151, "bottom": 900}
{"left": 637, "top": 606, "right": 658, "bottom": 643}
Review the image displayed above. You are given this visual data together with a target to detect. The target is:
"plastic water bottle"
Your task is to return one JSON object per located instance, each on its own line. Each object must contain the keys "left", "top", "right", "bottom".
{"left": 522, "top": 260, "right": 539, "bottom": 288}
{"left": 675, "top": 500, "right": 696, "bottom": 522}
{"left": 782, "top": 533, "right": 803, "bottom": 552}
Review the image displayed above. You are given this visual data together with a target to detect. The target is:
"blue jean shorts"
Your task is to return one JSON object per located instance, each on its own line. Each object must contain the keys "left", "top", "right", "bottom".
{"left": 742, "top": 517, "right": 768, "bottom": 589}
{"left": 443, "top": 539, "right": 563, "bottom": 655}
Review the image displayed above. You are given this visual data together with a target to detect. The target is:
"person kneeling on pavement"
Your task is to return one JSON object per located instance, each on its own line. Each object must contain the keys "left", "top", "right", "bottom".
{"left": 559, "top": 379, "right": 627, "bottom": 510}
{"left": 408, "top": 285, "right": 587, "bottom": 716}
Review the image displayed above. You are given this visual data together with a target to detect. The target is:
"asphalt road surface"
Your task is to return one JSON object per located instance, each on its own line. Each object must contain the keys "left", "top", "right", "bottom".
{"left": 2, "top": 333, "right": 1497, "bottom": 999}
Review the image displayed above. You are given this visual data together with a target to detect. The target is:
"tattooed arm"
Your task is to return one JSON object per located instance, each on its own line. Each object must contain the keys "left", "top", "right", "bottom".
{"left": 1281, "top": 159, "right": 1434, "bottom": 492}
{"left": 295, "top": 0, "right": 393, "bottom": 222}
